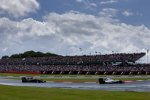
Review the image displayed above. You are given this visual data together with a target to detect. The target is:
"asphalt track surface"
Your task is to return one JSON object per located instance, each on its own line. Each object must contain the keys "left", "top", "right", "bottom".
{"left": 0, "top": 78, "right": 150, "bottom": 92}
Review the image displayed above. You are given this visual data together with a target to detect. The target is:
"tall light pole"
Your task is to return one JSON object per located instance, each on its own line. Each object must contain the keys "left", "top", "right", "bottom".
{"left": 79, "top": 48, "right": 82, "bottom": 55}
{"left": 146, "top": 49, "right": 149, "bottom": 63}
{"left": 95, "top": 51, "right": 97, "bottom": 55}
{"left": 145, "top": 48, "right": 149, "bottom": 63}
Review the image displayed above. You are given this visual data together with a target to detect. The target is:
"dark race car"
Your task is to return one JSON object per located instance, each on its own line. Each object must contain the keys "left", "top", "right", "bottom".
{"left": 21, "top": 76, "right": 46, "bottom": 83}
{"left": 98, "top": 78, "right": 123, "bottom": 84}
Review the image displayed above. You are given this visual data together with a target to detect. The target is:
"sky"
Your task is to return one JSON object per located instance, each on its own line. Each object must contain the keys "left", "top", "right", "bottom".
{"left": 0, "top": 0, "right": 150, "bottom": 62}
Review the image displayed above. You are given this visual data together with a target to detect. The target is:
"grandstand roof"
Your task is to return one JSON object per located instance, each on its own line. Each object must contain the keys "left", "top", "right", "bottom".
{"left": 65, "top": 52, "right": 146, "bottom": 62}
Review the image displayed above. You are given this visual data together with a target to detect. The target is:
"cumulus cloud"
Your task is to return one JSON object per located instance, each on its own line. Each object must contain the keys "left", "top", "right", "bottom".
{"left": 0, "top": 0, "right": 39, "bottom": 17}
{"left": 122, "top": 10, "right": 134, "bottom": 17}
{"left": 100, "top": 0, "right": 119, "bottom": 5}
{"left": 0, "top": 11, "right": 150, "bottom": 63}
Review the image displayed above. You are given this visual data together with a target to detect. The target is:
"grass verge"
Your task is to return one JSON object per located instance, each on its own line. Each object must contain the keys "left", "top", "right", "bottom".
{"left": 0, "top": 85, "right": 150, "bottom": 100}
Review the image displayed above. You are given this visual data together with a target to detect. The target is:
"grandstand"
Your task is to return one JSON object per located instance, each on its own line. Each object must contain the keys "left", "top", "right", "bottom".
{"left": 0, "top": 52, "right": 150, "bottom": 75}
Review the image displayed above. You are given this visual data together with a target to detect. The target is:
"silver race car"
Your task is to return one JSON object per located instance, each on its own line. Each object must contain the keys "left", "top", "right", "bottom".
{"left": 98, "top": 78, "right": 123, "bottom": 84}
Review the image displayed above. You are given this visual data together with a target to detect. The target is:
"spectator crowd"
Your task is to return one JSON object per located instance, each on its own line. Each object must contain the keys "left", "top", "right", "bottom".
{"left": 0, "top": 52, "right": 149, "bottom": 75}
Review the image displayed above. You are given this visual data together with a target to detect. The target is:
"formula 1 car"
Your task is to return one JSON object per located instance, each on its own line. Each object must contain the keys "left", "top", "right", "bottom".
{"left": 21, "top": 76, "right": 46, "bottom": 83}
{"left": 98, "top": 78, "right": 123, "bottom": 84}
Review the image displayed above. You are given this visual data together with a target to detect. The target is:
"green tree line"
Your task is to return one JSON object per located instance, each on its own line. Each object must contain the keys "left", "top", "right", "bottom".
{"left": 1, "top": 50, "right": 59, "bottom": 59}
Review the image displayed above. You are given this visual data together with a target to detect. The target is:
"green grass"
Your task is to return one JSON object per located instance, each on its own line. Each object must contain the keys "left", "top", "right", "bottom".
{"left": 0, "top": 85, "right": 149, "bottom": 100}
{"left": 41, "top": 77, "right": 150, "bottom": 82}
{"left": 43, "top": 77, "right": 150, "bottom": 81}
{"left": 44, "top": 78, "right": 98, "bottom": 82}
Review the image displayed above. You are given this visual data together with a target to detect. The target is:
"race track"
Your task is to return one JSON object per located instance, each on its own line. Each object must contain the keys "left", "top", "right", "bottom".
{"left": 0, "top": 78, "right": 150, "bottom": 92}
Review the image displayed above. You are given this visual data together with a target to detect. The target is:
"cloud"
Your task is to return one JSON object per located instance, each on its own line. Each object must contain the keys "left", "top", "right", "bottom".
{"left": 0, "top": 11, "right": 150, "bottom": 63}
{"left": 0, "top": 0, "right": 39, "bottom": 17}
{"left": 76, "top": 0, "right": 83, "bottom": 3}
{"left": 100, "top": 0, "right": 118, "bottom": 5}
{"left": 99, "top": 8, "right": 118, "bottom": 18}
{"left": 76, "top": 0, "right": 97, "bottom": 9}
{"left": 89, "top": 3, "right": 97, "bottom": 7}
{"left": 122, "top": 10, "right": 134, "bottom": 17}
